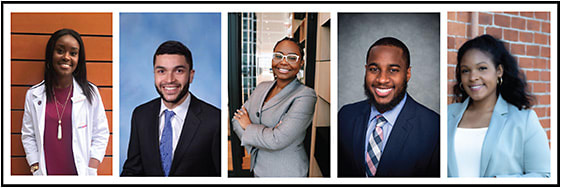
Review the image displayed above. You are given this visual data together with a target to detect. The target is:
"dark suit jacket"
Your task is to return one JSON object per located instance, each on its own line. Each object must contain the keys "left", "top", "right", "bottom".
{"left": 121, "top": 94, "right": 220, "bottom": 176}
{"left": 338, "top": 94, "right": 439, "bottom": 177}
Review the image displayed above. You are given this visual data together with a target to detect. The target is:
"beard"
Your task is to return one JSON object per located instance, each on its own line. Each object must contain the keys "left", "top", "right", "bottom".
{"left": 364, "top": 81, "right": 407, "bottom": 113}
{"left": 156, "top": 82, "right": 190, "bottom": 104}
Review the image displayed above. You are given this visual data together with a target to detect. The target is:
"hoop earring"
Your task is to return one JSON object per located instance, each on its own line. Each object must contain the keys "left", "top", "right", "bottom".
{"left": 497, "top": 77, "right": 503, "bottom": 86}
{"left": 459, "top": 82, "right": 464, "bottom": 91}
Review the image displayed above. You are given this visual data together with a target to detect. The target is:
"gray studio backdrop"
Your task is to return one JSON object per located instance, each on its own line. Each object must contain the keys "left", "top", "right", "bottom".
{"left": 338, "top": 13, "right": 440, "bottom": 113}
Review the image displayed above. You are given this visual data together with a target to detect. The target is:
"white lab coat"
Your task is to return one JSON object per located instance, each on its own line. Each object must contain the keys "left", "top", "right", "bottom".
{"left": 21, "top": 78, "right": 109, "bottom": 176}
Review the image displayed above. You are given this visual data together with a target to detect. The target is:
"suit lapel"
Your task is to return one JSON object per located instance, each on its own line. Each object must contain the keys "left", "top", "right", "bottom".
{"left": 147, "top": 99, "right": 163, "bottom": 175}
{"left": 447, "top": 98, "right": 469, "bottom": 177}
{"left": 377, "top": 95, "right": 415, "bottom": 175}
{"left": 262, "top": 79, "right": 299, "bottom": 111}
{"left": 479, "top": 95, "right": 508, "bottom": 176}
{"left": 71, "top": 79, "right": 87, "bottom": 129}
{"left": 169, "top": 95, "right": 202, "bottom": 175}
{"left": 31, "top": 83, "right": 47, "bottom": 142}
{"left": 351, "top": 101, "right": 370, "bottom": 174}
{"left": 256, "top": 81, "right": 274, "bottom": 124}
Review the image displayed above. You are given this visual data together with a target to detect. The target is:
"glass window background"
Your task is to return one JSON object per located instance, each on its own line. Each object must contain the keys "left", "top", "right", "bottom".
{"left": 240, "top": 13, "right": 301, "bottom": 102}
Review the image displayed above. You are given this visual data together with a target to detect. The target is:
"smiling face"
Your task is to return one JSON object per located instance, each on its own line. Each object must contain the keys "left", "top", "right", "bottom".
{"left": 364, "top": 45, "right": 411, "bottom": 113}
{"left": 52, "top": 35, "right": 79, "bottom": 78}
{"left": 272, "top": 40, "right": 303, "bottom": 81}
{"left": 459, "top": 49, "right": 503, "bottom": 103}
{"left": 154, "top": 54, "right": 195, "bottom": 109}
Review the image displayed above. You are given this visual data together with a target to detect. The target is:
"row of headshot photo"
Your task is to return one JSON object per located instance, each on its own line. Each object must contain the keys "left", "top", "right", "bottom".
{"left": 9, "top": 11, "right": 551, "bottom": 178}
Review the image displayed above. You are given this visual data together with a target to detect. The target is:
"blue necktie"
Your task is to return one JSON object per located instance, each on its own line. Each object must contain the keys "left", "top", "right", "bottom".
{"left": 160, "top": 109, "right": 175, "bottom": 176}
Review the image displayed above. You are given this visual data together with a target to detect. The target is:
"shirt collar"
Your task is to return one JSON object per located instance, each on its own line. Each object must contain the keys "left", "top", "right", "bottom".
{"left": 159, "top": 93, "right": 192, "bottom": 121}
{"left": 369, "top": 94, "right": 408, "bottom": 127}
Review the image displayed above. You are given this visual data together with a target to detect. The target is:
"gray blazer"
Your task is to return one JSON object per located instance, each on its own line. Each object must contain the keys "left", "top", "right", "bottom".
{"left": 232, "top": 79, "right": 317, "bottom": 177}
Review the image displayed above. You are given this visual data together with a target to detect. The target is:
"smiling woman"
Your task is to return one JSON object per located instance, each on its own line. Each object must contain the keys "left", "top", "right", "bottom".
{"left": 20, "top": 28, "right": 110, "bottom": 176}
{"left": 448, "top": 34, "right": 550, "bottom": 177}
{"left": 231, "top": 37, "right": 317, "bottom": 177}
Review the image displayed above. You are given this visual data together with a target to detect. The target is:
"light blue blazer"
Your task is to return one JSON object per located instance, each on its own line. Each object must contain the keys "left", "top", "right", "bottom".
{"left": 448, "top": 95, "right": 550, "bottom": 177}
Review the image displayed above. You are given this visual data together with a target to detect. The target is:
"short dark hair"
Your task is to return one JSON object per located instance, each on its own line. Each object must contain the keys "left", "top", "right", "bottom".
{"left": 44, "top": 28, "right": 94, "bottom": 103}
{"left": 366, "top": 37, "right": 410, "bottom": 68}
{"left": 453, "top": 34, "right": 532, "bottom": 110}
{"left": 153, "top": 40, "right": 193, "bottom": 70}
{"left": 273, "top": 37, "right": 305, "bottom": 59}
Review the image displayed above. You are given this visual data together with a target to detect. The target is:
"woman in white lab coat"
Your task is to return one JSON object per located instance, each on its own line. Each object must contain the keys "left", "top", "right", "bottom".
{"left": 21, "top": 28, "right": 109, "bottom": 176}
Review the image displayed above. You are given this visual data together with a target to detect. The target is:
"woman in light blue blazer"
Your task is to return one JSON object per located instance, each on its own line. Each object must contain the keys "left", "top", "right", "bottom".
{"left": 448, "top": 35, "right": 550, "bottom": 178}
{"left": 232, "top": 37, "right": 317, "bottom": 177}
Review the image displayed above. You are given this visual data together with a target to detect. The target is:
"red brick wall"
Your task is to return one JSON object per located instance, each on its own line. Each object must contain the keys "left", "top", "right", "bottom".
{"left": 447, "top": 12, "right": 551, "bottom": 143}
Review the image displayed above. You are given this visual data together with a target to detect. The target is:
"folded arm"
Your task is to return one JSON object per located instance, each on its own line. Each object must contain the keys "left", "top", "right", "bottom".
{"left": 241, "top": 95, "right": 316, "bottom": 151}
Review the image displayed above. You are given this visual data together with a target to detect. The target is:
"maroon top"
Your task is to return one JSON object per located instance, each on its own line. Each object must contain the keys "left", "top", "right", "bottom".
{"left": 44, "top": 86, "right": 77, "bottom": 175}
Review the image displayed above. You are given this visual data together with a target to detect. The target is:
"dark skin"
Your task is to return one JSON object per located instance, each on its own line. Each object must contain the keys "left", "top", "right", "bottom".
{"left": 31, "top": 35, "right": 100, "bottom": 172}
{"left": 365, "top": 45, "right": 411, "bottom": 113}
{"left": 234, "top": 40, "right": 303, "bottom": 129}
{"left": 456, "top": 49, "right": 503, "bottom": 178}
{"left": 457, "top": 49, "right": 503, "bottom": 129}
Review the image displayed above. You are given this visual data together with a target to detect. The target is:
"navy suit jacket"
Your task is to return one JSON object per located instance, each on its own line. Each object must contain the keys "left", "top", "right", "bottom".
{"left": 121, "top": 95, "right": 220, "bottom": 176}
{"left": 338, "top": 94, "right": 440, "bottom": 177}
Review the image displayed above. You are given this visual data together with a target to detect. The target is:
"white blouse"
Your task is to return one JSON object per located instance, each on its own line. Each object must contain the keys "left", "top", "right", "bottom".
{"left": 454, "top": 127, "right": 488, "bottom": 177}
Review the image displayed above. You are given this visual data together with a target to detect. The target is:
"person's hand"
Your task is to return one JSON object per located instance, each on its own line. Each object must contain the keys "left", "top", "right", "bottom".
{"left": 87, "top": 158, "right": 100, "bottom": 176}
{"left": 30, "top": 163, "right": 39, "bottom": 175}
{"left": 88, "top": 158, "right": 100, "bottom": 168}
{"left": 234, "top": 107, "right": 252, "bottom": 130}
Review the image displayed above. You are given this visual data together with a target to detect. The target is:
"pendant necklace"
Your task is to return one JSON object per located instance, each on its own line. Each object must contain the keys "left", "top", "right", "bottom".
{"left": 53, "top": 84, "right": 72, "bottom": 140}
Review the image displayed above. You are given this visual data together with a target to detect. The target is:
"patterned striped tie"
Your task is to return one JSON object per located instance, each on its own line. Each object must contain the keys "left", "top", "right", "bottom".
{"left": 366, "top": 115, "right": 386, "bottom": 177}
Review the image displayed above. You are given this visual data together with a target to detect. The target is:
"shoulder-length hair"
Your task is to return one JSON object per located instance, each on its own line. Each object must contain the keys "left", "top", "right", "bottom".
{"left": 453, "top": 34, "right": 532, "bottom": 110}
{"left": 44, "top": 28, "right": 94, "bottom": 103}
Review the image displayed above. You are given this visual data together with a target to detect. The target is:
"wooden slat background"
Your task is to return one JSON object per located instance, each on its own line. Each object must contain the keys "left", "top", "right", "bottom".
{"left": 10, "top": 13, "right": 113, "bottom": 175}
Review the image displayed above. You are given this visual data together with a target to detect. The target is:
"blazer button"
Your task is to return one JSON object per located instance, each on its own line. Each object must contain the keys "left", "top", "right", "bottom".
{"left": 256, "top": 112, "right": 260, "bottom": 117}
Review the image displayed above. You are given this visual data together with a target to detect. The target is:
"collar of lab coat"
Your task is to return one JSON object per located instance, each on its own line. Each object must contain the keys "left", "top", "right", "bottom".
{"left": 31, "top": 77, "right": 87, "bottom": 103}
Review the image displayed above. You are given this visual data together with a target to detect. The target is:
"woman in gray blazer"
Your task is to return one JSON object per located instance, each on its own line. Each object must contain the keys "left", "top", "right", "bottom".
{"left": 232, "top": 37, "right": 317, "bottom": 177}
{"left": 448, "top": 35, "right": 549, "bottom": 177}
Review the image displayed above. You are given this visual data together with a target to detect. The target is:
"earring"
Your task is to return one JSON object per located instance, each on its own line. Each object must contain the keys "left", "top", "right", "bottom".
{"left": 497, "top": 77, "right": 503, "bottom": 86}
{"left": 459, "top": 82, "right": 464, "bottom": 91}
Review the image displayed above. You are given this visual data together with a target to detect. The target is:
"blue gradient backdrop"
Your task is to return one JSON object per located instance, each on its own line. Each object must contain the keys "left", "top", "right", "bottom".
{"left": 119, "top": 13, "right": 221, "bottom": 174}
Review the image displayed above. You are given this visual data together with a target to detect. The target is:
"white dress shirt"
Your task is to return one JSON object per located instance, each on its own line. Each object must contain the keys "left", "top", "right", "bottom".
{"left": 158, "top": 94, "right": 191, "bottom": 159}
{"left": 455, "top": 127, "right": 488, "bottom": 177}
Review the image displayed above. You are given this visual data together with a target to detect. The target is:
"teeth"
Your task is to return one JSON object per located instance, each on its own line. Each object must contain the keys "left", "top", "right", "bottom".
{"left": 376, "top": 88, "right": 392, "bottom": 93}
{"left": 164, "top": 87, "right": 178, "bottom": 90}
{"left": 61, "top": 64, "right": 71, "bottom": 68}
{"left": 278, "top": 68, "right": 290, "bottom": 73}
{"left": 470, "top": 85, "right": 482, "bottom": 89}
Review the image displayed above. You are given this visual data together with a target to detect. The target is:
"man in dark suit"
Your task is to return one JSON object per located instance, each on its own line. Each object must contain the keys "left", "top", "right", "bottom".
{"left": 121, "top": 41, "right": 220, "bottom": 176}
{"left": 338, "top": 37, "right": 439, "bottom": 177}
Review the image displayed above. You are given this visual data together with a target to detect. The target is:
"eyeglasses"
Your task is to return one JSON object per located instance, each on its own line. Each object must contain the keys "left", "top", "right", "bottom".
{"left": 272, "top": 52, "right": 300, "bottom": 64}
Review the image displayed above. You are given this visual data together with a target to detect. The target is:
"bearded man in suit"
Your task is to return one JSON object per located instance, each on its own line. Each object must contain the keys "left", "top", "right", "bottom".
{"left": 338, "top": 37, "right": 439, "bottom": 177}
{"left": 121, "top": 41, "right": 220, "bottom": 176}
